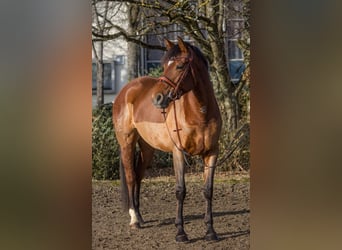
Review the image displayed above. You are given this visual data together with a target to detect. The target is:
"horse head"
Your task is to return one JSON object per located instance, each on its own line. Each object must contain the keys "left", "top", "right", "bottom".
{"left": 152, "top": 37, "right": 196, "bottom": 109}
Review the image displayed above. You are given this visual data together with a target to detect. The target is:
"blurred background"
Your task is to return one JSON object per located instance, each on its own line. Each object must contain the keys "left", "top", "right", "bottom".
{"left": 1, "top": 0, "right": 342, "bottom": 249}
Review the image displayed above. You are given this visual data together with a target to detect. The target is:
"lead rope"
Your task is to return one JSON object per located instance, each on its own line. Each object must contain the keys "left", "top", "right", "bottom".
{"left": 159, "top": 52, "right": 194, "bottom": 168}
{"left": 162, "top": 103, "right": 192, "bottom": 168}
{"left": 160, "top": 95, "right": 248, "bottom": 171}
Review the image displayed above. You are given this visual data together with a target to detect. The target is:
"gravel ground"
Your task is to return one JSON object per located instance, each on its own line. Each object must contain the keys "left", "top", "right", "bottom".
{"left": 92, "top": 173, "right": 250, "bottom": 249}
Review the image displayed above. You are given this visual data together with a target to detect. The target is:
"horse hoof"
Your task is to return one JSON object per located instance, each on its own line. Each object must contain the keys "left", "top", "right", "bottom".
{"left": 176, "top": 234, "right": 189, "bottom": 242}
{"left": 205, "top": 232, "right": 219, "bottom": 241}
{"left": 130, "top": 222, "right": 141, "bottom": 229}
{"left": 137, "top": 214, "right": 145, "bottom": 225}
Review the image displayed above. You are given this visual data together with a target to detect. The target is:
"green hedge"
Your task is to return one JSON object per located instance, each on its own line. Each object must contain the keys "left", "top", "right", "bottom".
{"left": 92, "top": 103, "right": 120, "bottom": 180}
{"left": 92, "top": 63, "right": 249, "bottom": 179}
{"left": 92, "top": 102, "right": 173, "bottom": 180}
{"left": 92, "top": 102, "right": 249, "bottom": 180}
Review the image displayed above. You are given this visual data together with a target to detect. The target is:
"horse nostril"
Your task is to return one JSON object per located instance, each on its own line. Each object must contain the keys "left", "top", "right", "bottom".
{"left": 155, "top": 93, "right": 163, "bottom": 104}
{"left": 153, "top": 92, "right": 170, "bottom": 109}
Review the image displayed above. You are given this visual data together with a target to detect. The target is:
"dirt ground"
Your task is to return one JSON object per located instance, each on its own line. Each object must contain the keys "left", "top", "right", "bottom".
{"left": 92, "top": 172, "right": 250, "bottom": 250}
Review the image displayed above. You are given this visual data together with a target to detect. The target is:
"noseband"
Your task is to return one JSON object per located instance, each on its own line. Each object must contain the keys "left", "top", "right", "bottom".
{"left": 158, "top": 52, "right": 193, "bottom": 101}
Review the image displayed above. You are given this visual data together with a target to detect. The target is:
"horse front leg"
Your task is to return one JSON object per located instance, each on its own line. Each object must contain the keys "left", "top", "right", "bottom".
{"left": 173, "top": 148, "right": 189, "bottom": 242}
{"left": 203, "top": 152, "right": 219, "bottom": 241}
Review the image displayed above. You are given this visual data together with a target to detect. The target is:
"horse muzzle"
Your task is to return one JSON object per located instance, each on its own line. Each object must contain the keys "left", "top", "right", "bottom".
{"left": 152, "top": 92, "right": 172, "bottom": 109}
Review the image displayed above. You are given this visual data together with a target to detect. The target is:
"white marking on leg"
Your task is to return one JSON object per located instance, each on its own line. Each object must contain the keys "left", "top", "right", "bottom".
{"left": 129, "top": 208, "right": 138, "bottom": 225}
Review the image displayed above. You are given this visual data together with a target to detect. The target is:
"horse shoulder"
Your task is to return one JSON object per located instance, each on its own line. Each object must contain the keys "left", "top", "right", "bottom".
{"left": 112, "top": 78, "right": 147, "bottom": 133}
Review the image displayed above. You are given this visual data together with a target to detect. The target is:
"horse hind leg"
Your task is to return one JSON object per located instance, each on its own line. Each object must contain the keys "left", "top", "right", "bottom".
{"left": 133, "top": 150, "right": 144, "bottom": 225}
{"left": 133, "top": 138, "right": 155, "bottom": 225}
{"left": 118, "top": 133, "right": 142, "bottom": 229}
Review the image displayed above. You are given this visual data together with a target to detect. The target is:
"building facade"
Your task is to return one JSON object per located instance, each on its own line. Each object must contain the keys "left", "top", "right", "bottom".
{"left": 92, "top": 1, "right": 246, "bottom": 105}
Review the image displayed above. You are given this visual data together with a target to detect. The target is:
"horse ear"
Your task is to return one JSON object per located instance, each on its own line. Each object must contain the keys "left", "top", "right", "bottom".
{"left": 164, "top": 38, "right": 174, "bottom": 50}
{"left": 177, "top": 36, "right": 188, "bottom": 53}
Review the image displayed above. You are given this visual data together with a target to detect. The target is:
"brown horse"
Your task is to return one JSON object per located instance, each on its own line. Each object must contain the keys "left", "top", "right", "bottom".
{"left": 112, "top": 37, "right": 222, "bottom": 242}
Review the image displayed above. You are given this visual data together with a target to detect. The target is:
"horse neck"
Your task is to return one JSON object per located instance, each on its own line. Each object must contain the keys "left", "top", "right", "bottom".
{"left": 191, "top": 65, "right": 215, "bottom": 107}
{"left": 181, "top": 67, "right": 217, "bottom": 123}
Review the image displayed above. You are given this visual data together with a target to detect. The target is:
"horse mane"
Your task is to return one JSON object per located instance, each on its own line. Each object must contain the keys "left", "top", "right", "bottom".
{"left": 161, "top": 42, "right": 209, "bottom": 70}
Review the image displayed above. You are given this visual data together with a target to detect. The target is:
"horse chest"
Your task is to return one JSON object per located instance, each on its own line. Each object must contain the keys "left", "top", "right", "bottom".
{"left": 181, "top": 125, "right": 213, "bottom": 155}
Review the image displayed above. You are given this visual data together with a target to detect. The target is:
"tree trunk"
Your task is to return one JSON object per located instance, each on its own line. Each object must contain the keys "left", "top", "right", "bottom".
{"left": 208, "top": 35, "right": 238, "bottom": 141}
{"left": 92, "top": 0, "right": 109, "bottom": 107}
{"left": 127, "top": 4, "right": 139, "bottom": 80}
{"left": 205, "top": 0, "right": 238, "bottom": 141}
{"left": 96, "top": 41, "right": 104, "bottom": 107}
{"left": 127, "top": 42, "right": 138, "bottom": 80}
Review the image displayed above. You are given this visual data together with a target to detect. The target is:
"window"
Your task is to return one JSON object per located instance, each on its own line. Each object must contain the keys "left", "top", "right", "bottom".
{"left": 146, "top": 61, "right": 161, "bottom": 73}
{"left": 144, "top": 36, "right": 163, "bottom": 74}
{"left": 228, "top": 40, "right": 243, "bottom": 59}
{"left": 92, "top": 62, "right": 115, "bottom": 92}
{"left": 143, "top": 25, "right": 195, "bottom": 75}
{"left": 227, "top": 18, "right": 245, "bottom": 83}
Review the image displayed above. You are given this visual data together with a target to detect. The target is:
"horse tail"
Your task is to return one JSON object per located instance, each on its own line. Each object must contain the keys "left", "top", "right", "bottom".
{"left": 119, "top": 155, "right": 129, "bottom": 211}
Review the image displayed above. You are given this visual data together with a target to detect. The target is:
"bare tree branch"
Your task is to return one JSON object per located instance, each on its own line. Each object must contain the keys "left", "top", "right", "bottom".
{"left": 91, "top": 0, "right": 251, "bottom": 141}
{"left": 92, "top": 30, "right": 166, "bottom": 50}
